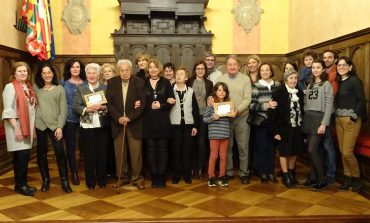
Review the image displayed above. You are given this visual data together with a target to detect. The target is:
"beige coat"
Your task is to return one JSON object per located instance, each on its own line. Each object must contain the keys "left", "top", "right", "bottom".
{"left": 1, "top": 83, "right": 36, "bottom": 152}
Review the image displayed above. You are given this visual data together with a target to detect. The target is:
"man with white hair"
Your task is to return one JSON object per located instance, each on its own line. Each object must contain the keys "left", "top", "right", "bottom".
{"left": 217, "top": 55, "right": 252, "bottom": 184}
{"left": 106, "top": 59, "right": 146, "bottom": 190}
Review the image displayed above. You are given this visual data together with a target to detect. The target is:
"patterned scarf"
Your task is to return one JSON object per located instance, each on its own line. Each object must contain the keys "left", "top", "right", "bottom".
{"left": 12, "top": 80, "right": 37, "bottom": 138}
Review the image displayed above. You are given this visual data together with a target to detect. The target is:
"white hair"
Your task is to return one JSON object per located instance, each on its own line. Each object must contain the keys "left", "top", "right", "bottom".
{"left": 117, "top": 59, "right": 132, "bottom": 69}
{"left": 85, "top": 63, "right": 101, "bottom": 74}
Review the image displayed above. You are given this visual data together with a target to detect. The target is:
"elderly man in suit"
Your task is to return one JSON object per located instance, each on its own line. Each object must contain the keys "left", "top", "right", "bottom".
{"left": 106, "top": 59, "right": 146, "bottom": 190}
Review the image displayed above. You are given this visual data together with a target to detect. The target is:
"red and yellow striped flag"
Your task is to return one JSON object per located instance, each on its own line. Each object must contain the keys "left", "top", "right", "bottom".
{"left": 20, "top": 0, "right": 55, "bottom": 61}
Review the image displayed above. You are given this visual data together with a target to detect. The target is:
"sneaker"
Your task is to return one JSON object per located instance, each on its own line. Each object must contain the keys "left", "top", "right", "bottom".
{"left": 208, "top": 178, "right": 217, "bottom": 187}
{"left": 219, "top": 176, "right": 229, "bottom": 187}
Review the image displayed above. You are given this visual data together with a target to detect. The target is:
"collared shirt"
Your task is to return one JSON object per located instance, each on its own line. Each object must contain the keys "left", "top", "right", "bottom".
{"left": 121, "top": 80, "right": 129, "bottom": 116}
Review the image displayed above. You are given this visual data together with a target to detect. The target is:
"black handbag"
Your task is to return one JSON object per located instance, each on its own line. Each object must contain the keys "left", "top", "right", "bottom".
{"left": 247, "top": 112, "right": 266, "bottom": 126}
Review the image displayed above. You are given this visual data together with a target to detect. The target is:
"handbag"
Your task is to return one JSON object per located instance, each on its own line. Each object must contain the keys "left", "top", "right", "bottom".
{"left": 247, "top": 112, "right": 266, "bottom": 126}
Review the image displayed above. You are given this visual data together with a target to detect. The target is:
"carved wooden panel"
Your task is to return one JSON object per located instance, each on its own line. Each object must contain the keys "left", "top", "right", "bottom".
{"left": 113, "top": 0, "right": 212, "bottom": 71}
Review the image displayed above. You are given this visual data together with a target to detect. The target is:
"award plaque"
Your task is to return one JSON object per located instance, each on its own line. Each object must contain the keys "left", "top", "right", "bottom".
{"left": 84, "top": 91, "right": 107, "bottom": 107}
{"left": 214, "top": 101, "right": 235, "bottom": 117}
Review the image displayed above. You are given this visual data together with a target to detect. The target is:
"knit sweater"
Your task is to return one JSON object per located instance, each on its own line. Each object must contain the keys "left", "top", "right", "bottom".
{"left": 217, "top": 72, "right": 251, "bottom": 116}
{"left": 34, "top": 85, "right": 67, "bottom": 131}
{"left": 250, "top": 80, "right": 280, "bottom": 119}
{"left": 336, "top": 75, "right": 367, "bottom": 121}
{"left": 304, "top": 81, "right": 334, "bottom": 126}
{"left": 203, "top": 105, "right": 230, "bottom": 139}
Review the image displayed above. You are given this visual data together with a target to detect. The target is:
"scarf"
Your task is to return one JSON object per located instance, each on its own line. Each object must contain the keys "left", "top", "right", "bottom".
{"left": 285, "top": 84, "right": 299, "bottom": 102}
{"left": 12, "top": 80, "right": 37, "bottom": 138}
{"left": 258, "top": 79, "right": 274, "bottom": 91}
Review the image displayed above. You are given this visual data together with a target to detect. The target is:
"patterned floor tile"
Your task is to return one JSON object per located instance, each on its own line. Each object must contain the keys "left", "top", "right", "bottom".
{"left": 318, "top": 195, "right": 370, "bottom": 214}
{"left": 231, "top": 205, "right": 289, "bottom": 217}
{"left": 0, "top": 194, "right": 38, "bottom": 210}
{"left": 297, "top": 204, "right": 357, "bottom": 216}
{"left": 43, "top": 192, "right": 98, "bottom": 209}
{"left": 193, "top": 197, "right": 250, "bottom": 216}
{"left": 162, "top": 190, "right": 215, "bottom": 206}
{"left": 162, "top": 207, "right": 223, "bottom": 218}
{"left": 102, "top": 191, "right": 157, "bottom": 208}
{"left": 0, "top": 201, "right": 58, "bottom": 221}
{"left": 131, "top": 198, "right": 187, "bottom": 218}
{"left": 256, "top": 196, "right": 312, "bottom": 215}
{"left": 221, "top": 189, "right": 272, "bottom": 205}
{"left": 22, "top": 210, "right": 84, "bottom": 221}
{"left": 65, "top": 200, "right": 123, "bottom": 219}
{"left": 94, "top": 208, "right": 153, "bottom": 219}
{"left": 277, "top": 188, "right": 330, "bottom": 204}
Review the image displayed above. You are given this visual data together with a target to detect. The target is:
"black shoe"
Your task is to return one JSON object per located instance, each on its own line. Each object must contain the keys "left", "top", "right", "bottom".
{"left": 98, "top": 184, "right": 107, "bottom": 188}
{"left": 351, "top": 177, "right": 363, "bottom": 193}
{"left": 241, "top": 175, "right": 250, "bottom": 184}
{"left": 71, "top": 173, "right": 80, "bottom": 185}
{"left": 14, "top": 185, "right": 34, "bottom": 196}
{"left": 312, "top": 182, "right": 328, "bottom": 191}
{"left": 260, "top": 174, "right": 268, "bottom": 184}
{"left": 267, "top": 173, "right": 278, "bottom": 183}
{"left": 62, "top": 182, "right": 72, "bottom": 193}
{"left": 338, "top": 175, "right": 351, "bottom": 191}
{"left": 27, "top": 185, "right": 37, "bottom": 193}
{"left": 184, "top": 177, "right": 192, "bottom": 184}
{"left": 282, "top": 172, "right": 296, "bottom": 189}
{"left": 157, "top": 175, "right": 166, "bottom": 188}
{"left": 302, "top": 179, "right": 316, "bottom": 188}
{"left": 172, "top": 176, "right": 180, "bottom": 184}
{"left": 88, "top": 186, "right": 95, "bottom": 190}
{"left": 41, "top": 179, "right": 50, "bottom": 192}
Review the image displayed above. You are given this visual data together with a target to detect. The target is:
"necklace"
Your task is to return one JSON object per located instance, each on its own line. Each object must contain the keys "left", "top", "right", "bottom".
{"left": 194, "top": 80, "right": 204, "bottom": 101}
{"left": 43, "top": 84, "right": 55, "bottom": 90}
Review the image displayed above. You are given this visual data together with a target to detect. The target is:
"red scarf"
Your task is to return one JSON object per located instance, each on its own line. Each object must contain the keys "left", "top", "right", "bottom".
{"left": 12, "top": 80, "right": 37, "bottom": 138}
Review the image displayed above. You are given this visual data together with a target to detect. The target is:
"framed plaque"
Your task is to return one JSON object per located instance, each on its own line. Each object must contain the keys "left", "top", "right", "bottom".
{"left": 214, "top": 101, "right": 235, "bottom": 117}
{"left": 84, "top": 91, "right": 107, "bottom": 107}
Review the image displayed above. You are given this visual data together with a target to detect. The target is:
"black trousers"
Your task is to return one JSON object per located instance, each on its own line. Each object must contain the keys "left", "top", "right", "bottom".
{"left": 171, "top": 125, "right": 194, "bottom": 178}
{"left": 81, "top": 127, "right": 108, "bottom": 187}
{"left": 146, "top": 138, "right": 168, "bottom": 175}
{"left": 63, "top": 122, "right": 79, "bottom": 174}
{"left": 13, "top": 149, "right": 31, "bottom": 186}
{"left": 254, "top": 124, "right": 275, "bottom": 175}
{"left": 193, "top": 116, "right": 209, "bottom": 172}
{"left": 36, "top": 128, "right": 68, "bottom": 180}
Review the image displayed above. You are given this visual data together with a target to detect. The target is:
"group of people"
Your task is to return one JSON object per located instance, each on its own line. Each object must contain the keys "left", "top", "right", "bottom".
{"left": 1, "top": 50, "right": 367, "bottom": 197}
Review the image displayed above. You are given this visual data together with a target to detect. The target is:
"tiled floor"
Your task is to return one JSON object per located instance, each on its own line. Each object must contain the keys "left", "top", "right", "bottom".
{"left": 0, "top": 155, "right": 369, "bottom": 222}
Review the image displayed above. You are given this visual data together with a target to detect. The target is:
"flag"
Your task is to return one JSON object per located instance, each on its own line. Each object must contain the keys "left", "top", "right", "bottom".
{"left": 20, "top": 0, "right": 55, "bottom": 61}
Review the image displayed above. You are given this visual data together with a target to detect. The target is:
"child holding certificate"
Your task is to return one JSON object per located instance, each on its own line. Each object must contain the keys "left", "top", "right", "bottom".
{"left": 203, "top": 82, "right": 232, "bottom": 187}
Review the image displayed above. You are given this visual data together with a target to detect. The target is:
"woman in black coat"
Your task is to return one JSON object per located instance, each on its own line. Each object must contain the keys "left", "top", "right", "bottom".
{"left": 142, "top": 58, "right": 175, "bottom": 188}
{"left": 268, "top": 70, "right": 305, "bottom": 188}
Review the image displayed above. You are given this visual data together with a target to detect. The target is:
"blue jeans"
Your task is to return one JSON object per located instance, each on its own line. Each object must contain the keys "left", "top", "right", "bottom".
{"left": 63, "top": 121, "right": 79, "bottom": 174}
{"left": 322, "top": 126, "right": 336, "bottom": 178}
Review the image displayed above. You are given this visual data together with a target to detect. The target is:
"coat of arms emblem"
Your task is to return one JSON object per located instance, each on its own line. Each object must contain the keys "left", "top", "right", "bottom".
{"left": 232, "top": 0, "right": 263, "bottom": 33}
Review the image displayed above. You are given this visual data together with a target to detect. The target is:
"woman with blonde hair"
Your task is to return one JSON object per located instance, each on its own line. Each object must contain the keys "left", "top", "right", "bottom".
{"left": 246, "top": 54, "right": 261, "bottom": 83}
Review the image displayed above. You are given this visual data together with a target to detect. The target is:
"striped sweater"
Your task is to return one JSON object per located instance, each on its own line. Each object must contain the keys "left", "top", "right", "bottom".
{"left": 250, "top": 80, "right": 280, "bottom": 119}
{"left": 203, "top": 105, "right": 230, "bottom": 139}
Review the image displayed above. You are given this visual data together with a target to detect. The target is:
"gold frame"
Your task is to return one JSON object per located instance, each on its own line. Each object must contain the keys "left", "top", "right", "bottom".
{"left": 213, "top": 101, "right": 235, "bottom": 117}
{"left": 84, "top": 91, "right": 107, "bottom": 107}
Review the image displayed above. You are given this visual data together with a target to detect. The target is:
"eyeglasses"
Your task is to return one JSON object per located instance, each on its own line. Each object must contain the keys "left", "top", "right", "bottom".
{"left": 337, "top": 64, "right": 349, "bottom": 68}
